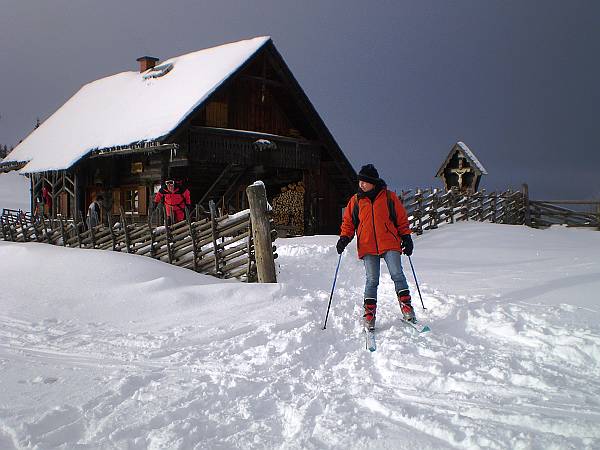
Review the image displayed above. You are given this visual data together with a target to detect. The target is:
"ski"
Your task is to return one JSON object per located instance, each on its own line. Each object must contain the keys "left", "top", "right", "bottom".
{"left": 364, "top": 328, "right": 376, "bottom": 352}
{"left": 402, "top": 319, "right": 431, "bottom": 333}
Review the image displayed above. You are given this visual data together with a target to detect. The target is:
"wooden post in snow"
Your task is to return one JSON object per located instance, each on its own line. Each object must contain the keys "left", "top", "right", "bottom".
{"left": 246, "top": 181, "right": 277, "bottom": 283}
{"left": 522, "top": 183, "right": 531, "bottom": 227}
{"left": 209, "top": 200, "right": 220, "bottom": 275}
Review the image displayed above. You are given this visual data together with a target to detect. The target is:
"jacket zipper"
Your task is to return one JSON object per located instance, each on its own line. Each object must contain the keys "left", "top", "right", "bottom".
{"left": 385, "top": 222, "right": 399, "bottom": 242}
{"left": 371, "top": 200, "right": 379, "bottom": 254}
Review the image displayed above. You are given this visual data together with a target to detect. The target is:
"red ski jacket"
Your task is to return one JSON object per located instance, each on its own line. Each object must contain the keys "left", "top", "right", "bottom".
{"left": 154, "top": 187, "right": 191, "bottom": 223}
{"left": 340, "top": 188, "right": 411, "bottom": 259}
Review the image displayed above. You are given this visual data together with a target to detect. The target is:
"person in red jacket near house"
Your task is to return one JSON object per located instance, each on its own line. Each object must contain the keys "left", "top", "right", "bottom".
{"left": 154, "top": 179, "right": 191, "bottom": 224}
{"left": 336, "top": 164, "right": 415, "bottom": 331}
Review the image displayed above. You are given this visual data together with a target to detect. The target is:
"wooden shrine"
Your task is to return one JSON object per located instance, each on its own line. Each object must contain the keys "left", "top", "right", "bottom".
{"left": 436, "top": 142, "right": 488, "bottom": 193}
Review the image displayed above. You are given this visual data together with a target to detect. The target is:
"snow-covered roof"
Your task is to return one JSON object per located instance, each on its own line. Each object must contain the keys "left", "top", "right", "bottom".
{"left": 4, "top": 36, "right": 271, "bottom": 174}
{"left": 435, "top": 141, "right": 488, "bottom": 177}
{"left": 456, "top": 141, "right": 488, "bottom": 174}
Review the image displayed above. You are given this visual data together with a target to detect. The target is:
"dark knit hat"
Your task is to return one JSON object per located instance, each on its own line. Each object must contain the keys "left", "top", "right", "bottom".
{"left": 358, "top": 164, "right": 380, "bottom": 184}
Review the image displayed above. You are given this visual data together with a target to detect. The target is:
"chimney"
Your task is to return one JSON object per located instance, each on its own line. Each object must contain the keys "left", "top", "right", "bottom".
{"left": 136, "top": 56, "right": 159, "bottom": 73}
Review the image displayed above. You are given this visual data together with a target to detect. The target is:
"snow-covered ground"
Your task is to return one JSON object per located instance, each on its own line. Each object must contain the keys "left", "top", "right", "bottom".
{"left": 1, "top": 219, "right": 599, "bottom": 449}
{"left": 0, "top": 172, "right": 30, "bottom": 212}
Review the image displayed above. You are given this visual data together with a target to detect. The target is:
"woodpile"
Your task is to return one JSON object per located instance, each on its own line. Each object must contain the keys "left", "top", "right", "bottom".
{"left": 272, "top": 182, "right": 305, "bottom": 236}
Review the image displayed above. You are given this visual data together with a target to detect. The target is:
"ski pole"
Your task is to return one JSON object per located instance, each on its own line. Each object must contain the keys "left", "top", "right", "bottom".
{"left": 407, "top": 255, "right": 426, "bottom": 310}
{"left": 322, "top": 253, "right": 342, "bottom": 330}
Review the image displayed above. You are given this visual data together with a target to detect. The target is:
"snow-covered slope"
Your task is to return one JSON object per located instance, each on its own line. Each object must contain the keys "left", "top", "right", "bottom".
{"left": 1, "top": 223, "right": 599, "bottom": 449}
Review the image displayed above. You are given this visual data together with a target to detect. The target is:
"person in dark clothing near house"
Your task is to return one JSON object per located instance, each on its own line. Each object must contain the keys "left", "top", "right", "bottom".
{"left": 154, "top": 179, "right": 191, "bottom": 224}
{"left": 336, "top": 164, "right": 415, "bottom": 331}
{"left": 87, "top": 194, "right": 103, "bottom": 229}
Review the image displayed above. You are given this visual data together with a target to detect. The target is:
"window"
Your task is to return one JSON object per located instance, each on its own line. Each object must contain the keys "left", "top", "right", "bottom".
{"left": 111, "top": 186, "right": 147, "bottom": 216}
{"left": 205, "top": 100, "right": 228, "bottom": 127}
{"left": 124, "top": 189, "right": 139, "bottom": 214}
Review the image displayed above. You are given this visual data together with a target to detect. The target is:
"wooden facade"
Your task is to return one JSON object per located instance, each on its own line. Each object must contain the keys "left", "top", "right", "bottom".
{"left": 26, "top": 40, "right": 355, "bottom": 235}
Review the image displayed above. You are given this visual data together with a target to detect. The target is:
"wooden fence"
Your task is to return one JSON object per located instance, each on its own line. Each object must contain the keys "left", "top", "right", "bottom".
{"left": 2, "top": 184, "right": 598, "bottom": 278}
{"left": 0, "top": 185, "right": 278, "bottom": 282}
{"left": 528, "top": 200, "right": 600, "bottom": 229}
{"left": 399, "top": 185, "right": 599, "bottom": 233}
{"left": 400, "top": 188, "right": 527, "bottom": 234}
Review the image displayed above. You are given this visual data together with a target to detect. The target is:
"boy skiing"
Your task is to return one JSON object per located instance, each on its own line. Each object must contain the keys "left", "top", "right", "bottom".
{"left": 336, "top": 164, "right": 415, "bottom": 331}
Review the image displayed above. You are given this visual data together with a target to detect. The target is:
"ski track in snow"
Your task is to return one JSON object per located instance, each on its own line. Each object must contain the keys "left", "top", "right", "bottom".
{"left": 0, "top": 225, "right": 600, "bottom": 449}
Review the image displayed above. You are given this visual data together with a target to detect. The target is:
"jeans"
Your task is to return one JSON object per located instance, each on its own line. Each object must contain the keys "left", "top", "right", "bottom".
{"left": 363, "top": 251, "right": 409, "bottom": 300}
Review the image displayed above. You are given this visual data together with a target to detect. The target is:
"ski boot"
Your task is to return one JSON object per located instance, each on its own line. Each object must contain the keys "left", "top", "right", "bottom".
{"left": 363, "top": 299, "right": 377, "bottom": 331}
{"left": 397, "top": 289, "right": 416, "bottom": 323}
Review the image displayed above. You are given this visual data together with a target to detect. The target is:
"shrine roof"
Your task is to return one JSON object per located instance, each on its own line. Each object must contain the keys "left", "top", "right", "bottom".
{"left": 456, "top": 142, "right": 488, "bottom": 174}
{"left": 435, "top": 141, "right": 488, "bottom": 177}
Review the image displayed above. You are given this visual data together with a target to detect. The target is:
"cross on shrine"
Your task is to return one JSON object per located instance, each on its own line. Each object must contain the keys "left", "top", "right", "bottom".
{"left": 450, "top": 156, "right": 471, "bottom": 190}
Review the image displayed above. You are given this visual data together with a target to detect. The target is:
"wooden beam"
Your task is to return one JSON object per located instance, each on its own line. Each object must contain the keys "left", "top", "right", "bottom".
{"left": 246, "top": 182, "right": 277, "bottom": 283}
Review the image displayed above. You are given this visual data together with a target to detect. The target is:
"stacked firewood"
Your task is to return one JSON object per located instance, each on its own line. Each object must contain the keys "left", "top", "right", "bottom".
{"left": 272, "top": 182, "right": 305, "bottom": 236}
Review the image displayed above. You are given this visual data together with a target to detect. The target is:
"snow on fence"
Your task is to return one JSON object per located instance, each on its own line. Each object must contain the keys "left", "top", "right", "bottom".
{"left": 401, "top": 185, "right": 600, "bottom": 233}
{"left": 2, "top": 184, "right": 598, "bottom": 274}
{"left": 401, "top": 187, "right": 526, "bottom": 234}
{"left": 527, "top": 200, "right": 600, "bottom": 229}
{"left": 0, "top": 185, "right": 278, "bottom": 282}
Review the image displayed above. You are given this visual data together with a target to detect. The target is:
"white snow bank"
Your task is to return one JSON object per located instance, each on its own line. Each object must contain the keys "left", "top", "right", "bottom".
{"left": 1, "top": 222, "right": 599, "bottom": 449}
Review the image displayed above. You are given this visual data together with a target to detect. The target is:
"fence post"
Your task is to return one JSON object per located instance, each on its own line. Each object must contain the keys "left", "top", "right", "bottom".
{"left": 90, "top": 223, "right": 97, "bottom": 248}
{"left": 108, "top": 214, "right": 118, "bottom": 250}
{"left": 246, "top": 220, "right": 254, "bottom": 282}
{"left": 186, "top": 208, "right": 199, "bottom": 272}
{"left": 76, "top": 211, "right": 86, "bottom": 248}
{"left": 159, "top": 205, "right": 172, "bottom": 263}
{"left": 40, "top": 215, "right": 51, "bottom": 243}
{"left": 449, "top": 189, "right": 455, "bottom": 224}
{"left": 8, "top": 220, "right": 16, "bottom": 241}
{"left": 479, "top": 191, "right": 485, "bottom": 222}
{"left": 522, "top": 184, "right": 531, "bottom": 227}
{"left": 209, "top": 200, "right": 221, "bottom": 276}
{"left": 31, "top": 217, "right": 41, "bottom": 242}
{"left": 416, "top": 189, "right": 423, "bottom": 234}
{"left": 60, "top": 216, "right": 67, "bottom": 247}
{"left": 431, "top": 189, "right": 438, "bottom": 229}
{"left": 246, "top": 182, "right": 277, "bottom": 283}
{"left": 18, "top": 214, "right": 29, "bottom": 242}
{"left": 120, "top": 209, "right": 132, "bottom": 253}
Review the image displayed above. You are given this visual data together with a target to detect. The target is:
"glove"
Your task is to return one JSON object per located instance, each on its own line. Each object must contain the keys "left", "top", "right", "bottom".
{"left": 401, "top": 234, "right": 413, "bottom": 256}
{"left": 336, "top": 236, "right": 351, "bottom": 254}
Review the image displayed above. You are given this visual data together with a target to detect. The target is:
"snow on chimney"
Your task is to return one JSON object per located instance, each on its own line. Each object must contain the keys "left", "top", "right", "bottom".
{"left": 136, "top": 56, "right": 159, "bottom": 73}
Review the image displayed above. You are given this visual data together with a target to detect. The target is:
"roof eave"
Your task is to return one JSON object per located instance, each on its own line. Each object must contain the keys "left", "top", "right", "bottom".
{"left": 0, "top": 160, "right": 28, "bottom": 174}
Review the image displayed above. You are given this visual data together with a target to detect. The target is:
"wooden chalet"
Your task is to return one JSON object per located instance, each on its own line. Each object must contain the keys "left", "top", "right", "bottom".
{"left": 1, "top": 37, "right": 356, "bottom": 234}
{"left": 436, "top": 142, "right": 488, "bottom": 193}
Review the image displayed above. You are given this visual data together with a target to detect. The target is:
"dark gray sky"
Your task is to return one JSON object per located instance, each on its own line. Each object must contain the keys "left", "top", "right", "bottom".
{"left": 1, "top": 0, "right": 598, "bottom": 199}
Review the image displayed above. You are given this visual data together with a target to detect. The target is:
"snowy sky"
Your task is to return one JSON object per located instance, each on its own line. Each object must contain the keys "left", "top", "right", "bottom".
{"left": 0, "top": 0, "right": 599, "bottom": 199}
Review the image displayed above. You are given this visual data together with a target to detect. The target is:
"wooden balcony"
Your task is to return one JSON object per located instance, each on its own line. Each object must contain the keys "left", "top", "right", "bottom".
{"left": 187, "top": 126, "right": 321, "bottom": 170}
